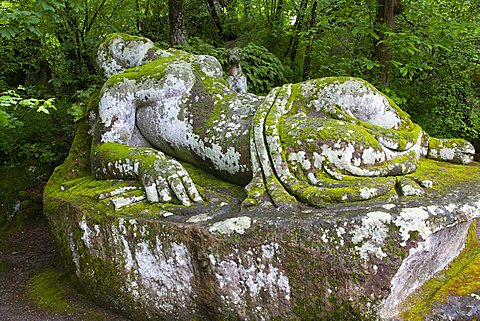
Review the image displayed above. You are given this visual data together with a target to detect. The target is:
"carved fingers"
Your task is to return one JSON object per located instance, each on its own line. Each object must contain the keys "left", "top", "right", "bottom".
{"left": 428, "top": 138, "right": 475, "bottom": 165}
{"left": 137, "top": 151, "right": 203, "bottom": 206}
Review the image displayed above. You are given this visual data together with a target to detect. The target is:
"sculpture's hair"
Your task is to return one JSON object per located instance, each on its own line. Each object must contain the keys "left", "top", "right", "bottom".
{"left": 97, "top": 34, "right": 164, "bottom": 79}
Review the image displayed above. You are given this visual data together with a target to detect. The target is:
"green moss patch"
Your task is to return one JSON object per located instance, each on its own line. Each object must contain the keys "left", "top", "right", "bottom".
{"left": 0, "top": 259, "right": 8, "bottom": 272}
{"left": 26, "top": 270, "right": 72, "bottom": 313}
{"left": 407, "top": 158, "right": 480, "bottom": 194}
{"left": 400, "top": 220, "right": 480, "bottom": 321}
{"left": 26, "top": 269, "right": 116, "bottom": 320}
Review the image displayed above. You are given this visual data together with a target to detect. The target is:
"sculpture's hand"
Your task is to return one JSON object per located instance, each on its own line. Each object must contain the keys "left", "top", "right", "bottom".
{"left": 92, "top": 144, "right": 203, "bottom": 206}
{"left": 137, "top": 150, "right": 203, "bottom": 206}
{"left": 427, "top": 138, "right": 475, "bottom": 165}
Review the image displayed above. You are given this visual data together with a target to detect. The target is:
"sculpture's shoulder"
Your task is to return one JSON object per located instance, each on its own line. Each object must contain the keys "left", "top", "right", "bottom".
{"left": 97, "top": 33, "right": 225, "bottom": 82}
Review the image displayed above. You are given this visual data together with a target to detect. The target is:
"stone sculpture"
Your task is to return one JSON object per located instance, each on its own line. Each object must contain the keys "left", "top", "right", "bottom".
{"left": 43, "top": 33, "right": 480, "bottom": 321}
{"left": 226, "top": 47, "right": 248, "bottom": 93}
{"left": 92, "top": 33, "right": 475, "bottom": 208}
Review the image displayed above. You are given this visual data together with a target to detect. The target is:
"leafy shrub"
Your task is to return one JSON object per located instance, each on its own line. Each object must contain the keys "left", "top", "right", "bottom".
{"left": 0, "top": 86, "right": 55, "bottom": 128}
{"left": 181, "top": 38, "right": 288, "bottom": 94}
{"left": 0, "top": 96, "right": 74, "bottom": 167}
{"left": 242, "top": 43, "right": 289, "bottom": 94}
{"left": 402, "top": 75, "right": 480, "bottom": 145}
{"left": 180, "top": 37, "right": 228, "bottom": 66}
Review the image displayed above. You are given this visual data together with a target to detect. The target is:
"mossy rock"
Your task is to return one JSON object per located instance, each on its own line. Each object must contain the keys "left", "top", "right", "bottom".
{"left": 42, "top": 112, "right": 480, "bottom": 320}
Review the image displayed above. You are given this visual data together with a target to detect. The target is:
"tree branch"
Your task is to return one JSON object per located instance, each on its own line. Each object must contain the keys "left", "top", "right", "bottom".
{"left": 107, "top": 0, "right": 128, "bottom": 23}
{"left": 86, "top": 0, "right": 107, "bottom": 34}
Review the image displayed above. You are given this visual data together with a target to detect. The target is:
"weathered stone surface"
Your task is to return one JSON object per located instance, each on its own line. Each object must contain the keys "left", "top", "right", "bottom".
{"left": 44, "top": 114, "right": 480, "bottom": 320}
{"left": 44, "top": 33, "right": 480, "bottom": 320}
{"left": 429, "top": 293, "right": 480, "bottom": 320}
{"left": 91, "top": 34, "right": 475, "bottom": 211}
{"left": 226, "top": 47, "right": 248, "bottom": 94}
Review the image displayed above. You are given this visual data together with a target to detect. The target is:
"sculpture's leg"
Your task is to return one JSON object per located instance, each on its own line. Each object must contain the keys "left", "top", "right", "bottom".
{"left": 248, "top": 87, "right": 297, "bottom": 208}
{"left": 91, "top": 65, "right": 203, "bottom": 207}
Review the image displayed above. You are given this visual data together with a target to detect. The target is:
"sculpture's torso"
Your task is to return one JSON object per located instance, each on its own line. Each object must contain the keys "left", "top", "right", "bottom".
{"left": 93, "top": 34, "right": 475, "bottom": 207}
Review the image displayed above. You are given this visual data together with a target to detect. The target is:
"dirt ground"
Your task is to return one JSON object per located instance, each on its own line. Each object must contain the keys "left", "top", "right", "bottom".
{"left": 0, "top": 216, "right": 130, "bottom": 321}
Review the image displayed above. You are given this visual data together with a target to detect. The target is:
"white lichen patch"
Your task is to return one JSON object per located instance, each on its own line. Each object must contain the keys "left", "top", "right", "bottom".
{"left": 360, "top": 187, "right": 378, "bottom": 199}
{"left": 419, "top": 180, "right": 433, "bottom": 188}
{"left": 186, "top": 213, "right": 213, "bottom": 223}
{"left": 288, "top": 151, "right": 311, "bottom": 170}
{"left": 133, "top": 240, "right": 194, "bottom": 309}
{"left": 98, "top": 185, "right": 140, "bottom": 199}
{"left": 459, "top": 203, "right": 480, "bottom": 219}
{"left": 79, "top": 216, "right": 93, "bottom": 248}
{"left": 110, "top": 195, "right": 146, "bottom": 210}
{"left": 393, "top": 207, "right": 431, "bottom": 246}
{"left": 67, "top": 232, "right": 81, "bottom": 277}
{"left": 307, "top": 79, "right": 403, "bottom": 129}
{"left": 439, "top": 147, "right": 455, "bottom": 161}
{"left": 261, "top": 243, "right": 280, "bottom": 259}
{"left": 115, "top": 219, "right": 135, "bottom": 270}
{"left": 162, "top": 211, "right": 174, "bottom": 217}
{"left": 209, "top": 244, "right": 290, "bottom": 317}
{"left": 352, "top": 211, "right": 392, "bottom": 260}
{"left": 108, "top": 219, "right": 196, "bottom": 313}
{"left": 399, "top": 184, "right": 424, "bottom": 197}
{"left": 382, "top": 204, "right": 396, "bottom": 210}
{"left": 445, "top": 203, "right": 457, "bottom": 212}
{"left": 209, "top": 216, "right": 252, "bottom": 235}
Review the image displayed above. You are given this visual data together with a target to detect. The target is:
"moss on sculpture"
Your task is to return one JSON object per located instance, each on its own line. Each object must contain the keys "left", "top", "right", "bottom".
{"left": 400, "top": 220, "right": 480, "bottom": 321}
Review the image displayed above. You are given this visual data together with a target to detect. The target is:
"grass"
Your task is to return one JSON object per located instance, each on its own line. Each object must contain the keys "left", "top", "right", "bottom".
{"left": 401, "top": 220, "right": 480, "bottom": 320}
{"left": 26, "top": 269, "right": 112, "bottom": 321}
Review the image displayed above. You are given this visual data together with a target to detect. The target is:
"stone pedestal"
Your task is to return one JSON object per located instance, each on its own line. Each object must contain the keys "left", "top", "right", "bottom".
{"left": 44, "top": 120, "right": 480, "bottom": 320}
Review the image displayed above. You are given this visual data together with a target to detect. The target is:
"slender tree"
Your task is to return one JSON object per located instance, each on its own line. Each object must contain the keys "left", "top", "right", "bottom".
{"left": 286, "top": 0, "right": 309, "bottom": 68}
{"left": 169, "top": 0, "right": 186, "bottom": 45}
{"left": 302, "top": 0, "right": 318, "bottom": 80}
{"left": 373, "top": 0, "right": 404, "bottom": 86}
{"left": 205, "top": 0, "right": 224, "bottom": 37}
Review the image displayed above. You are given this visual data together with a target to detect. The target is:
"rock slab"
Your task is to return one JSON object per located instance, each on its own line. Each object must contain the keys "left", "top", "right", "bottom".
{"left": 44, "top": 118, "right": 480, "bottom": 320}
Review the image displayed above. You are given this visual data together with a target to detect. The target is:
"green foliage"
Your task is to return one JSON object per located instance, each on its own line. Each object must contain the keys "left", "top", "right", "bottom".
{"left": 182, "top": 38, "right": 289, "bottom": 94}
{"left": 67, "top": 86, "right": 99, "bottom": 122}
{"left": 404, "top": 75, "right": 480, "bottom": 142}
{"left": 242, "top": 43, "right": 289, "bottom": 94}
{"left": 0, "top": 87, "right": 56, "bottom": 128}
{"left": 181, "top": 37, "right": 228, "bottom": 66}
{"left": 0, "top": 97, "right": 73, "bottom": 167}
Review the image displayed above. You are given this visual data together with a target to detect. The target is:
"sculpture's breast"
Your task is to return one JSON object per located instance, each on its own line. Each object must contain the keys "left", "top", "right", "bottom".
{"left": 135, "top": 65, "right": 262, "bottom": 185}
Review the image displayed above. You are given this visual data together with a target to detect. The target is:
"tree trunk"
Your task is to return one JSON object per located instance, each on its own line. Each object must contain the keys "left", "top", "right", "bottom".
{"left": 373, "top": 0, "right": 403, "bottom": 86}
{"left": 206, "top": 0, "right": 224, "bottom": 36}
{"left": 273, "top": 0, "right": 284, "bottom": 27}
{"left": 135, "top": 0, "right": 140, "bottom": 31}
{"left": 244, "top": 0, "right": 250, "bottom": 20}
{"left": 287, "top": 0, "right": 308, "bottom": 67}
{"left": 169, "top": 0, "right": 186, "bottom": 46}
{"left": 302, "top": 0, "right": 318, "bottom": 80}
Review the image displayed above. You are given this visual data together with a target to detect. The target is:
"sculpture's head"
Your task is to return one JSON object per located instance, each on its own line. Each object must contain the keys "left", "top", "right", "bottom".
{"left": 97, "top": 34, "right": 165, "bottom": 79}
{"left": 227, "top": 48, "right": 243, "bottom": 66}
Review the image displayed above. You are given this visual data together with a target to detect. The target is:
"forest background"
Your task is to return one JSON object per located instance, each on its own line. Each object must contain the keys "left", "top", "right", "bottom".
{"left": 0, "top": 0, "right": 479, "bottom": 225}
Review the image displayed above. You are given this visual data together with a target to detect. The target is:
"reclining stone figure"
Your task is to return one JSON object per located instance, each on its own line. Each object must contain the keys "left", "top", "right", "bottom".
{"left": 92, "top": 33, "right": 475, "bottom": 208}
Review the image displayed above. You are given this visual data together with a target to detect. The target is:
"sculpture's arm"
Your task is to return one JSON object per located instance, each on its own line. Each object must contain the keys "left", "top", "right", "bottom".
{"left": 426, "top": 137, "right": 475, "bottom": 165}
{"left": 92, "top": 143, "right": 202, "bottom": 206}
{"left": 91, "top": 77, "right": 202, "bottom": 206}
